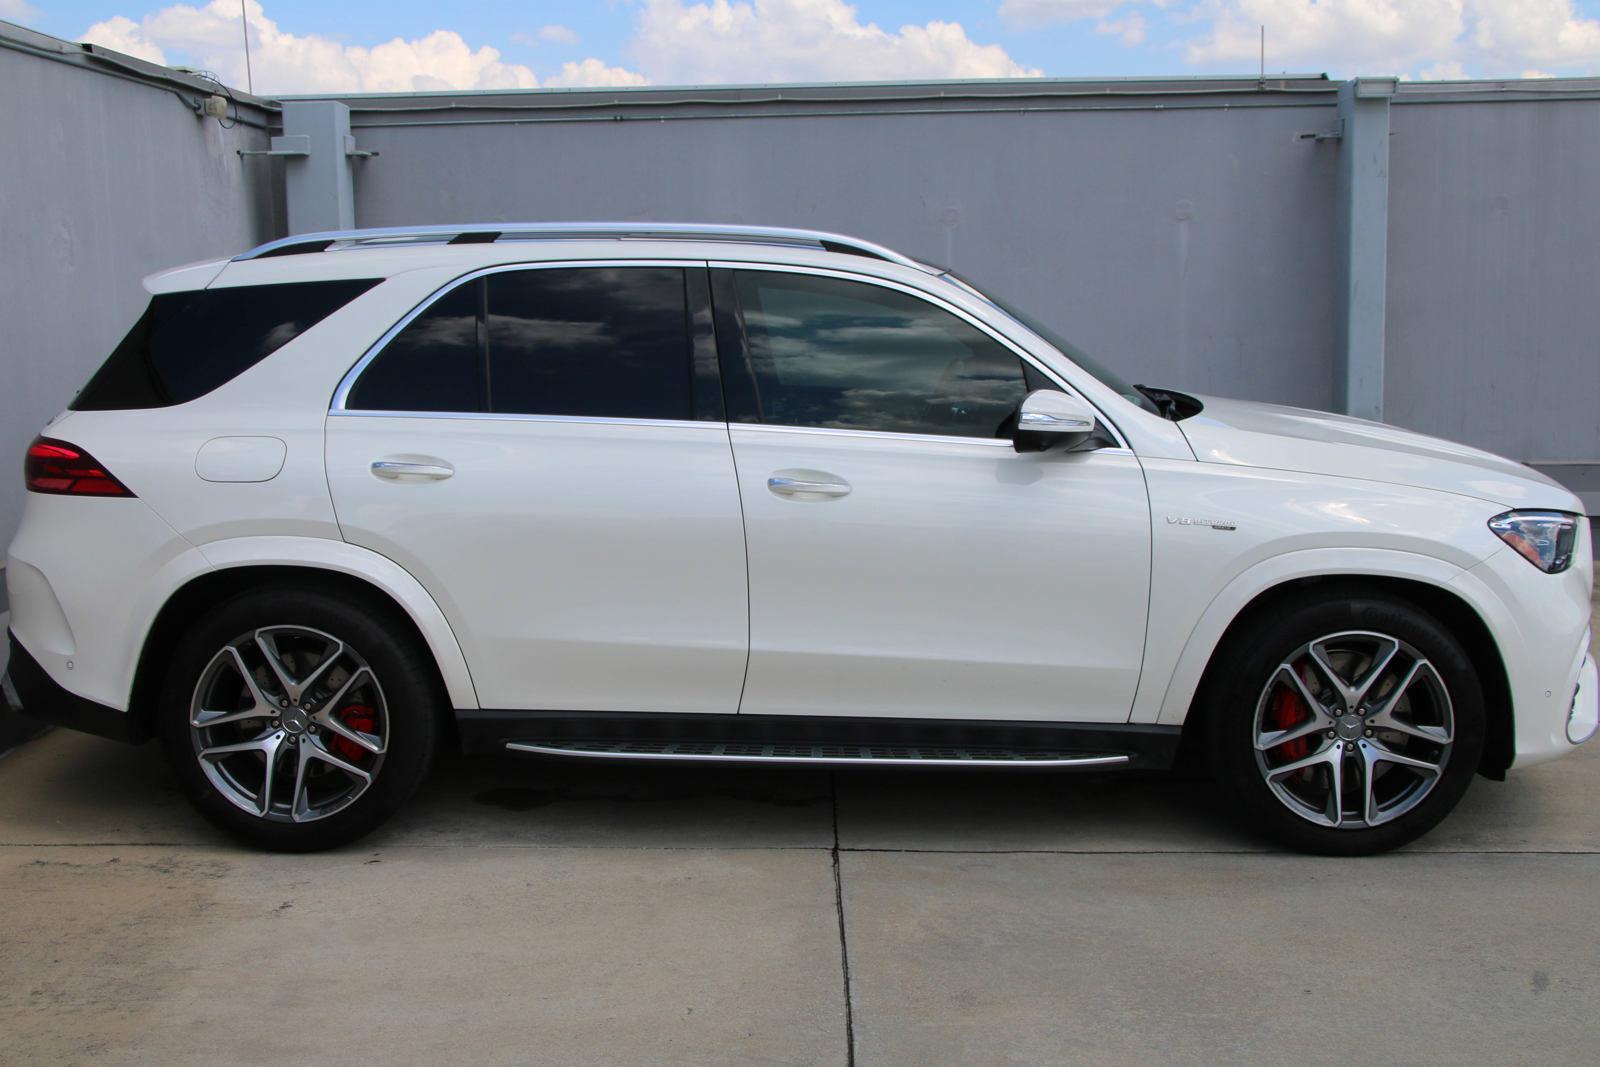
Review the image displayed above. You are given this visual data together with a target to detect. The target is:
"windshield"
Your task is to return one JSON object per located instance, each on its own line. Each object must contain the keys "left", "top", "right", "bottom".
{"left": 938, "top": 271, "right": 1160, "bottom": 416}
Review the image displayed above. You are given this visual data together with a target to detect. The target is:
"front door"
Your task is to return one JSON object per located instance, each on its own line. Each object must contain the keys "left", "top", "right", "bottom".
{"left": 713, "top": 266, "right": 1151, "bottom": 722}
{"left": 326, "top": 263, "right": 748, "bottom": 714}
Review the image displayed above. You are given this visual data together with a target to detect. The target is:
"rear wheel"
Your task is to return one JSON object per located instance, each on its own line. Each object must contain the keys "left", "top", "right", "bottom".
{"left": 158, "top": 587, "right": 441, "bottom": 851}
{"left": 1205, "top": 593, "right": 1485, "bottom": 855}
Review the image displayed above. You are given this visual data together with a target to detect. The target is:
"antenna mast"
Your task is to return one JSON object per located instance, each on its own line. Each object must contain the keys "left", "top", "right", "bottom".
{"left": 240, "top": 0, "right": 254, "bottom": 95}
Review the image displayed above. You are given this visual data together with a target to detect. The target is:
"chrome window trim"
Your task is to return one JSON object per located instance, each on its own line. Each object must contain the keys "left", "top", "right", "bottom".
{"left": 727, "top": 422, "right": 1134, "bottom": 454}
{"left": 707, "top": 260, "right": 1131, "bottom": 451}
{"left": 330, "top": 258, "right": 708, "bottom": 415}
{"left": 324, "top": 411, "right": 1136, "bottom": 454}
{"left": 328, "top": 410, "right": 718, "bottom": 431}
{"left": 735, "top": 423, "right": 1012, "bottom": 448}
{"left": 333, "top": 256, "right": 1131, "bottom": 453}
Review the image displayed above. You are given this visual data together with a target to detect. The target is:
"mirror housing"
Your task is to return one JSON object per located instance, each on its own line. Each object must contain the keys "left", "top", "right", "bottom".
{"left": 1012, "top": 390, "right": 1097, "bottom": 452}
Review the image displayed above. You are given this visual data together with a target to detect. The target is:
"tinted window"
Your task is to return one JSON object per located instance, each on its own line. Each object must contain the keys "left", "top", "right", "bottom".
{"left": 730, "top": 271, "right": 1028, "bottom": 438}
{"left": 73, "top": 279, "right": 378, "bottom": 410}
{"left": 345, "top": 280, "right": 484, "bottom": 413}
{"left": 487, "top": 267, "right": 691, "bottom": 420}
{"left": 347, "top": 267, "right": 694, "bottom": 420}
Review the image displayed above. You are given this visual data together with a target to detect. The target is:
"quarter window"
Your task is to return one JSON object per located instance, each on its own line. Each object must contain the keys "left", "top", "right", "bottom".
{"left": 74, "top": 279, "right": 379, "bottom": 411}
{"left": 726, "top": 271, "right": 1030, "bottom": 438}
{"left": 346, "top": 267, "right": 694, "bottom": 421}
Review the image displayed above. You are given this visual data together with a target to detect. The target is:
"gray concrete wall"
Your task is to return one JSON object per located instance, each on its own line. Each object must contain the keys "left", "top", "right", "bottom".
{"left": 1385, "top": 96, "right": 1600, "bottom": 464}
{"left": 341, "top": 83, "right": 1600, "bottom": 480}
{"left": 0, "top": 31, "right": 279, "bottom": 546}
{"left": 348, "top": 96, "right": 1344, "bottom": 414}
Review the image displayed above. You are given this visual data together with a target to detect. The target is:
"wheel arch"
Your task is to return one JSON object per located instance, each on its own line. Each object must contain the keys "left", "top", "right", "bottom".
{"left": 1177, "top": 573, "right": 1513, "bottom": 779}
{"left": 128, "top": 544, "right": 479, "bottom": 741}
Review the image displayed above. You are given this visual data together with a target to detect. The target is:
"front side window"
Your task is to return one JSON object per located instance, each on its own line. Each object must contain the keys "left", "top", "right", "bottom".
{"left": 726, "top": 270, "right": 1029, "bottom": 438}
{"left": 346, "top": 267, "right": 694, "bottom": 421}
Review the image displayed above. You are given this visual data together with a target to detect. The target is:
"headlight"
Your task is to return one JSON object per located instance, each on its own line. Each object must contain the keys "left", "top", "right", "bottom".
{"left": 1488, "top": 510, "right": 1579, "bottom": 573}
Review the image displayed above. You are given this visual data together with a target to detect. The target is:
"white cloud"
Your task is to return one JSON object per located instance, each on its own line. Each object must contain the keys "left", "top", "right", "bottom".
{"left": 1186, "top": 1, "right": 1467, "bottom": 73}
{"left": 1182, "top": 1, "right": 1600, "bottom": 78}
{"left": 79, "top": 1, "right": 644, "bottom": 93}
{"left": 1418, "top": 59, "right": 1469, "bottom": 79}
{"left": 993, "top": 0, "right": 1162, "bottom": 51}
{"left": 546, "top": 57, "right": 650, "bottom": 87}
{"left": 0, "top": 0, "right": 41, "bottom": 24}
{"left": 628, "top": 0, "right": 1041, "bottom": 83}
{"left": 999, "top": 0, "right": 1131, "bottom": 26}
{"left": 1097, "top": 12, "right": 1149, "bottom": 44}
{"left": 82, "top": 1, "right": 535, "bottom": 91}
{"left": 74, "top": 0, "right": 1600, "bottom": 94}
{"left": 1469, "top": 0, "right": 1600, "bottom": 70}
{"left": 80, "top": 14, "right": 170, "bottom": 63}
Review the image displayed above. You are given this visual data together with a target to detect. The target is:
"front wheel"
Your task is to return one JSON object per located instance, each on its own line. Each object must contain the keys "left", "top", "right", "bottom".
{"left": 1205, "top": 594, "right": 1486, "bottom": 855}
{"left": 158, "top": 587, "right": 441, "bottom": 852}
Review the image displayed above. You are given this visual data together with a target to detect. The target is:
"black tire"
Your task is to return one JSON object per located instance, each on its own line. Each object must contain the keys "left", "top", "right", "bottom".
{"left": 1204, "top": 592, "right": 1485, "bottom": 855}
{"left": 158, "top": 585, "right": 442, "bottom": 852}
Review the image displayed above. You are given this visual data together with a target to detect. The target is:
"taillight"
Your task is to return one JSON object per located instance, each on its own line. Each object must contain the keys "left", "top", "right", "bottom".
{"left": 24, "top": 437, "right": 135, "bottom": 497}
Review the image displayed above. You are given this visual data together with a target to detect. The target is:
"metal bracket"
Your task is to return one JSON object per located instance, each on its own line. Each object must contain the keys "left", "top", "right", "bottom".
{"left": 237, "top": 134, "right": 311, "bottom": 158}
{"left": 342, "top": 134, "right": 377, "bottom": 159}
{"left": 1299, "top": 119, "right": 1344, "bottom": 142}
{"left": 237, "top": 133, "right": 377, "bottom": 160}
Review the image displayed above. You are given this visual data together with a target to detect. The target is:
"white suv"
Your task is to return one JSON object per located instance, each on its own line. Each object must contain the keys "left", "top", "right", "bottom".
{"left": 4, "top": 223, "right": 1594, "bottom": 853}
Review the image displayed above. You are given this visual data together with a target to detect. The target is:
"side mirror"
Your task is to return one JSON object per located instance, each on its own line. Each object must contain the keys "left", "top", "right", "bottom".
{"left": 1013, "top": 390, "right": 1097, "bottom": 452}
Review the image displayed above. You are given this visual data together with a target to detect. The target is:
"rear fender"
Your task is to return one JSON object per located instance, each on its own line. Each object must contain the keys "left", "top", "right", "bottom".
{"left": 194, "top": 536, "right": 479, "bottom": 709}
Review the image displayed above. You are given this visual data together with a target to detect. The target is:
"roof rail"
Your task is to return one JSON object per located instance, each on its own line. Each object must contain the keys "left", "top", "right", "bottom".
{"left": 233, "top": 222, "right": 927, "bottom": 269}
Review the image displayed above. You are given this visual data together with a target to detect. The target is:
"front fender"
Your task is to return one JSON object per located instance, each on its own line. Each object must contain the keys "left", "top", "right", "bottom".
{"left": 1133, "top": 461, "right": 1509, "bottom": 730}
{"left": 1139, "top": 546, "right": 1479, "bottom": 726}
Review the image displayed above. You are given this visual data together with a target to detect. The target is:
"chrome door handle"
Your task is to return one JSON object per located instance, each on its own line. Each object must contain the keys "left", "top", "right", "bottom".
{"left": 371, "top": 460, "right": 454, "bottom": 481}
{"left": 767, "top": 474, "right": 851, "bottom": 499}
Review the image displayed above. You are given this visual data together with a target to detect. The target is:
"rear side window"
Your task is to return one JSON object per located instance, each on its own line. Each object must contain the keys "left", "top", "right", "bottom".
{"left": 487, "top": 268, "right": 691, "bottom": 420}
{"left": 346, "top": 267, "right": 695, "bottom": 421}
{"left": 345, "top": 282, "right": 484, "bottom": 413}
{"left": 73, "top": 279, "right": 379, "bottom": 410}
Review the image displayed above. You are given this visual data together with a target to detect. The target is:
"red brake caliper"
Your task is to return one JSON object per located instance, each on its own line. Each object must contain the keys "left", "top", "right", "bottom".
{"left": 1265, "top": 681, "right": 1312, "bottom": 762}
{"left": 332, "top": 704, "right": 376, "bottom": 762}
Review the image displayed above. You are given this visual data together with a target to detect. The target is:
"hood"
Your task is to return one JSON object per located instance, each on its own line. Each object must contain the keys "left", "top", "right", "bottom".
{"left": 1176, "top": 394, "right": 1581, "bottom": 511}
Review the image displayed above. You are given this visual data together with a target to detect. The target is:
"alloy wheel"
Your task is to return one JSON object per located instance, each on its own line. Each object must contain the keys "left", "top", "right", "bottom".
{"left": 189, "top": 625, "right": 389, "bottom": 823}
{"left": 1252, "top": 630, "right": 1454, "bottom": 830}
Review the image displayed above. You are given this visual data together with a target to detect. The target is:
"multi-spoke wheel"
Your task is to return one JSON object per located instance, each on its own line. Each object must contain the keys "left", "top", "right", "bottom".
{"left": 1254, "top": 632, "right": 1452, "bottom": 830}
{"left": 1206, "top": 595, "right": 1485, "bottom": 855}
{"left": 160, "top": 587, "right": 441, "bottom": 851}
{"left": 190, "top": 626, "right": 388, "bottom": 824}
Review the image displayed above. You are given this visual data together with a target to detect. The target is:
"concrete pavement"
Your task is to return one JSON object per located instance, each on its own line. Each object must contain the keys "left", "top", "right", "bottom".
{"left": 1, "top": 599, "right": 1596, "bottom": 1063}
{"left": 842, "top": 850, "right": 1600, "bottom": 1064}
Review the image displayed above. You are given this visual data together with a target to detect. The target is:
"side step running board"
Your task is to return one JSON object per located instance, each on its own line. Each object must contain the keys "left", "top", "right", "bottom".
{"left": 505, "top": 739, "right": 1130, "bottom": 768}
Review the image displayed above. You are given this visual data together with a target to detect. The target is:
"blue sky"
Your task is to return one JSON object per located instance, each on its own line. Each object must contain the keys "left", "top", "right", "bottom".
{"left": 5, "top": 1, "right": 1598, "bottom": 94}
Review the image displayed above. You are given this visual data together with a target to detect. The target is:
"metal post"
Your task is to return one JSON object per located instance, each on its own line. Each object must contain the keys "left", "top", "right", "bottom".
{"left": 279, "top": 100, "right": 357, "bottom": 235}
{"left": 1334, "top": 76, "right": 1397, "bottom": 422}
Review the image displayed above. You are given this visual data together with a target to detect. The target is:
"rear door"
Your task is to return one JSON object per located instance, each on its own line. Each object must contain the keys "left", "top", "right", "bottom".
{"left": 713, "top": 265, "right": 1151, "bottom": 723}
{"left": 325, "top": 263, "right": 749, "bottom": 714}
